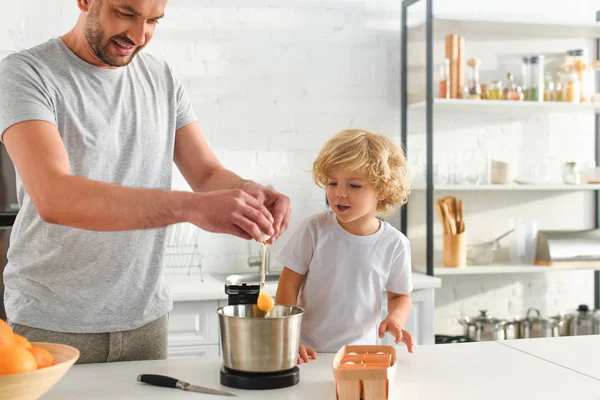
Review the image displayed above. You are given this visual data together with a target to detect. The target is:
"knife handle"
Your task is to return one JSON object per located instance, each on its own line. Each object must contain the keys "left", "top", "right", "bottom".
{"left": 137, "top": 374, "right": 181, "bottom": 388}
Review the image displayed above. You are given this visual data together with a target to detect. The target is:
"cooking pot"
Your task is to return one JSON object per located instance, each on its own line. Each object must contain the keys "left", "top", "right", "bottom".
{"left": 516, "top": 308, "right": 559, "bottom": 339}
{"left": 568, "top": 304, "right": 600, "bottom": 336}
{"left": 217, "top": 304, "right": 304, "bottom": 373}
{"left": 459, "top": 310, "right": 509, "bottom": 341}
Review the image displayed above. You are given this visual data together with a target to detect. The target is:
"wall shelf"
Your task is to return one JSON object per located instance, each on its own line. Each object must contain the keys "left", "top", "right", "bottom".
{"left": 411, "top": 184, "right": 600, "bottom": 191}
{"left": 417, "top": 264, "right": 600, "bottom": 276}
{"left": 408, "top": 99, "right": 600, "bottom": 113}
{"left": 407, "top": 15, "right": 600, "bottom": 41}
{"left": 400, "top": 0, "right": 600, "bottom": 308}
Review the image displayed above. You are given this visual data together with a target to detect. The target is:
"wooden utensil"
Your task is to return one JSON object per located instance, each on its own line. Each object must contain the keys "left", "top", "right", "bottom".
{"left": 456, "top": 199, "right": 464, "bottom": 233}
{"left": 435, "top": 200, "right": 448, "bottom": 234}
{"left": 441, "top": 202, "right": 457, "bottom": 235}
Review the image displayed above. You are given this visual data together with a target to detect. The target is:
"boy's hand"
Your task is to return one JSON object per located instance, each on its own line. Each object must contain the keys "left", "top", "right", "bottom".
{"left": 378, "top": 316, "right": 415, "bottom": 353}
{"left": 297, "top": 344, "right": 317, "bottom": 364}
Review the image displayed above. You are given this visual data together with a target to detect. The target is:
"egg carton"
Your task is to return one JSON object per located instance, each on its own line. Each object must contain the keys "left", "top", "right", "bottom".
{"left": 332, "top": 345, "right": 398, "bottom": 400}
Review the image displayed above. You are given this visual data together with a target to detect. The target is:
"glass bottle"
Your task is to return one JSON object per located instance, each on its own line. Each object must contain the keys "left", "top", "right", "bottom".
{"left": 566, "top": 49, "right": 587, "bottom": 102}
{"left": 529, "top": 55, "right": 544, "bottom": 102}
{"left": 563, "top": 162, "right": 581, "bottom": 185}
{"left": 564, "top": 70, "right": 581, "bottom": 103}
{"left": 543, "top": 73, "right": 555, "bottom": 101}
{"left": 467, "top": 58, "right": 482, "bottom": 99}
{"left": 502, "top": 73, "right": 523, "bottom": 101}
{"left": 555, "top": 71, "right": 565, "bottom": 101}
{"left": 522, "top": 55, "right": 544, "bottom": 101}
{"left": 439, "top": 58, "right": 450, "bottom": 99}
{"left": 485, "top": 80, "right": 503, "bottom": 100}
{"left": 521, "top": 57, "right": 531, "bottom": 100}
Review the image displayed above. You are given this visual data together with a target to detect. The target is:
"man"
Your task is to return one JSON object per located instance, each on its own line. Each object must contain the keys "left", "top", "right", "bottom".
{"left": 0, "top": 0, "right": 291, "bottom": 363}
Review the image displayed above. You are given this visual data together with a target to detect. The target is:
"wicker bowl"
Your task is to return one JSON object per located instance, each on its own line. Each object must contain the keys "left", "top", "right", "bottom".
{"left": 0, "top": 342, "right": 80, "bottom": 400}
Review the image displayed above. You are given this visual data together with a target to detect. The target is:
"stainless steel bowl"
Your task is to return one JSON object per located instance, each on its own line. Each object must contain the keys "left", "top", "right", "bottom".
{"left": 217, "top": 304, "right": 304, "bottom": 373}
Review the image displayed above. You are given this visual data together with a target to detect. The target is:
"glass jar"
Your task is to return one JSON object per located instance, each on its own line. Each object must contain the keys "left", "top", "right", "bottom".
{"left": 566, "top": 49, "right": 588, "bottom": 102}
{"left": 543, "top": 73, "right": 555, "bottom": 101}
{"left": 439, "top": 58, "right": 450, "bottom": 99}
{"left": 563, "top": 162, "right": 581, "bottom": 185}
{"left": 467, "top": 58, "right": 482, "bottom": 99}
{"left": 502, "top": 73, "right": 524, "bottom": 101}
{"left": 523, "top": 55, "right": 544, "bottom": 101}
{"left": 555, "top": 71, "right": 565, "bottom": 101}
{"left": 564, "top": 70, "right": 581, "bottom": 103}
{"left": 485, "top": 80, "right": 503, "bottom": 100}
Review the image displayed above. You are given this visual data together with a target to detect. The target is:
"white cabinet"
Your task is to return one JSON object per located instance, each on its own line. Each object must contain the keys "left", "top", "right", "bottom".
{"left": 168, "top": 300, "right": 221, "bottom": 359}
{"left": 377, "top": 288, "right": 436, "bottom": 346}
{"left": 168, "top": 344, "right": 219, "bottom": 360}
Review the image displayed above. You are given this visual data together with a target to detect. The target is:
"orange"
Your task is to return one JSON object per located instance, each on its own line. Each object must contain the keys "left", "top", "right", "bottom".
{"left": 0, "top": 319, "right": 15, "bottom": 346}
{"left": 28, "top": 346, "right": 55, "bottom": 369}
{"left": 0, "top": 345, "right": 37, "bottom": 375}
{"left": 14, "top": 334, "right": 32, "bottom": 349}
{"left": 257, "top": 291, "right": 274, "bottom": 312}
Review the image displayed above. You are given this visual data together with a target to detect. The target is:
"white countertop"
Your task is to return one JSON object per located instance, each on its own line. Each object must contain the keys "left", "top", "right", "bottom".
{"left": 42, "top": 338, "right": 600, "bottom": 400}
{"left": 166, "top": 271, "right": 442, "bottom": 302}
{"left": 500, "top": 335, "right": 600, "bottom": 380}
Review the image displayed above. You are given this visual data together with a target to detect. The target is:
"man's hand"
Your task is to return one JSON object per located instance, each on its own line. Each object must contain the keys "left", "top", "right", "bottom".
{"left": 297, "top": 344, "right": 317, "bottom": 364}
{"left": 241, "top": 181, "right": 291, "bottom": 243}
{"left": 187, "top": 189, "right": 275, "bottom": 241}
{"left": 378, "top": 316, "right": 414, "bottom": 353}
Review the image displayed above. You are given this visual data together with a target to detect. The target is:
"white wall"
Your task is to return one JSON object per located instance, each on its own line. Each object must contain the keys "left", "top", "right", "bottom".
{"left": 2, "top": 0, "right": 599, "bottom": 335}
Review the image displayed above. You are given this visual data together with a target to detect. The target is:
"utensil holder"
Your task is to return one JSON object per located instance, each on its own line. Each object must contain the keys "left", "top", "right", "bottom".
{"left": 443, "top": 232, "right": 467, "bottom": 267}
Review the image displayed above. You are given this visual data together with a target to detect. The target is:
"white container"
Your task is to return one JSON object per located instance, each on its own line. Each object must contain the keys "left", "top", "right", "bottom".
{"left": 490, "top": 160, "right": 513, "bottom": 184}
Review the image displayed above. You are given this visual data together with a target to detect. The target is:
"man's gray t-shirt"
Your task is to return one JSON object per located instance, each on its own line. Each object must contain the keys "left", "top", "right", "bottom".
{"left": 0, "top": 37, "right": 197, "bottom": 333}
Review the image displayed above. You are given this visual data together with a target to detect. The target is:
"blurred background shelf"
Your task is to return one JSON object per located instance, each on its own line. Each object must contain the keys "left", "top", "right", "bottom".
{"left": 408, "top": 16, "right": 600, "bottom": 40}
{"left": 411, "top": 184, "right": 600, "bottom": 191}
{"left": 416, "top": 264, "right": 600, "bottom": 276}
{"left": 408, "top": 99, "right": 600, "bottom": 112}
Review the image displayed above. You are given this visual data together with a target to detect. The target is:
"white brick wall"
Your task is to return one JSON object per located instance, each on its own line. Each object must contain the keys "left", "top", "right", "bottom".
{"left": 2, "top": 0, "right": 599, "bottom": 336}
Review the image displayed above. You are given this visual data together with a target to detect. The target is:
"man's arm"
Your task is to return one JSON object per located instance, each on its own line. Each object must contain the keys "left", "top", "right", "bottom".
{"left": 173, "top": 122, "right": 247, "bottom": 193}
{"left": 2, "top": 120, "right": 274, "bottom": 239}
{"left": 174, "top": 122, "right": 291, "bottom": 242}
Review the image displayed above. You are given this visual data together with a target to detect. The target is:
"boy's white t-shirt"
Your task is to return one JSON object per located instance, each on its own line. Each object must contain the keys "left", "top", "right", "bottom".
{"left": 277, "top": 211, "right": 413, "bottom": 352}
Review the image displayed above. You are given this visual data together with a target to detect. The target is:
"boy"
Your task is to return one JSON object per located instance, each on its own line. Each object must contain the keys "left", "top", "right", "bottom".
{"left": 276, "top": 129, "right": 414, "bottom": 364}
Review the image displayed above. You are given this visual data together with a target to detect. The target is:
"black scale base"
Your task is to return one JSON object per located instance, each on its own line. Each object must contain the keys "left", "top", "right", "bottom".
{"left": 220, "top": 365, "right": 300, "bottom": 390}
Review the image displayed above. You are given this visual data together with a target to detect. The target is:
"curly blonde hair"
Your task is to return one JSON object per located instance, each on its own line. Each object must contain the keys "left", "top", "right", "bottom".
{"left": 312, "top": 129, "right": 411, "bottom": 215}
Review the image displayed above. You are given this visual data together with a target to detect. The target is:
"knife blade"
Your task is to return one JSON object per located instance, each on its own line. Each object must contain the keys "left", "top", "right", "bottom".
{"left": 137, "top": 374, "right": 236, "bottom": 397}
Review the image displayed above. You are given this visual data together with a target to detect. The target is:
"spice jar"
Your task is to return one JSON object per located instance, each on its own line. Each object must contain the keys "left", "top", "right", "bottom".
{"left": 485, "top": 80, "right": 503, "bottom": 100}
{"left": 555, "top": 71, "right": 565, "bottom": 101}
{"left": 567, "top": 49, "right": 588, "bottom": 102}
{"left": 439, "top": 58, "right": 450, "bottom": 99}
{"left": 467, "top": 58, "right": 482, "bottom": 99}
{"left": 564, "top": 70, "right": 581, "bottom": 104}
{"left": 522, "top": 55, "right": 544, "bottom": 101}
{"left": 543, "top": 73, "right": 555, "bottom": 102}
{"left": 563, "top": 162, "right": 581, "bottom": 185}
{"left": 502, "top": 73, "right": 524, "bottom": 101}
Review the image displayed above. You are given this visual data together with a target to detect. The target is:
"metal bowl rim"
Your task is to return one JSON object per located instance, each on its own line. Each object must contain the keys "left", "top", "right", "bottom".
{"left": 217, "top": 304, "right": 305, "bottom": 319}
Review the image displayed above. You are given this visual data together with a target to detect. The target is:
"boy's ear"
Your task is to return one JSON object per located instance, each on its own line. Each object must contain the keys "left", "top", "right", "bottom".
{"left": 377, "top": 193, "right": 386, "bottom": 201}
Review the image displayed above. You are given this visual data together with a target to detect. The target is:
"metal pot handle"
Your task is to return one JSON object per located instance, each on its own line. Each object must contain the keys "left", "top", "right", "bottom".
{"left": 526, "top": 307, "right": 541, "bottom": 319}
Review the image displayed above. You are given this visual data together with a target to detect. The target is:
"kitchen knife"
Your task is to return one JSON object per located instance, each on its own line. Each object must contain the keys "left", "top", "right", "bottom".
{"left": 137, "top": 374, "right": 236, "bottom": 397}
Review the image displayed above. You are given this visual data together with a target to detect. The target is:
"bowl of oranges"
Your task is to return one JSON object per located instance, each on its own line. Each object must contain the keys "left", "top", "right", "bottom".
{"left": 0, "top": 319, "right": 80, "bottom": 400}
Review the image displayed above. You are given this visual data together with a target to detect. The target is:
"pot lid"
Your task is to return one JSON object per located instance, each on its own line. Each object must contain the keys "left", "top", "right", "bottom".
{"left": 467, "top": 310, "right": 505, "bottom": 325}
{"left": 523, "top": 307, "right": 553, "bottom": 323}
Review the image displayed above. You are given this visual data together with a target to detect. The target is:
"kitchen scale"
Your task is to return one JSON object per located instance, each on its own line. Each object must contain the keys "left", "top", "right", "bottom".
{"left": 219, "top": 283, "right": 300, "bottom": 390}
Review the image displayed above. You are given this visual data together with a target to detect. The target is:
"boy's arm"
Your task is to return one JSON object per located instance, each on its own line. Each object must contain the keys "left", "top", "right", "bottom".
{"left": 386, "top": 291, "right": 412, "bottom": 327}
{"left": 275, "top": 267, "right": 304, "bottom": 306}
{"left": 276, "top": 266, "right": 316, "bottom": 363}
{"left": 380, "top": 291, "right": 414, "bottom": 352}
